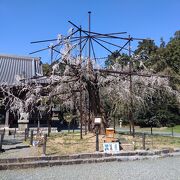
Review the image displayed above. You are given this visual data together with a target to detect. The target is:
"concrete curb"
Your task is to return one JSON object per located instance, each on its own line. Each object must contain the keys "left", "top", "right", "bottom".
{"left": 0, "top": 149, "right": 180, "bottom": 170}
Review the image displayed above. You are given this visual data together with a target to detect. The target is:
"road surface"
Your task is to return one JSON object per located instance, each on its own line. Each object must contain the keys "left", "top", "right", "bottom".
{"left": 0, "top": 156, "right": 180, "bottom": 180}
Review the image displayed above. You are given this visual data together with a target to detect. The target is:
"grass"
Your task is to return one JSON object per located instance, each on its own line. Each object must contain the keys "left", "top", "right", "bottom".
{"left": 125, "top": 125, "right": 180, "bottom": 134}
{"left": 45, "top": 132, "right": 105, "bottom": 156}
{"left": 166, "top": 125, "right": 180, "bottom": 133}
{"left": 27, "top": 131, "right": 180, "bottom": 156}
{"left": 118, "top": 133, "right": 180, "bottom": 150}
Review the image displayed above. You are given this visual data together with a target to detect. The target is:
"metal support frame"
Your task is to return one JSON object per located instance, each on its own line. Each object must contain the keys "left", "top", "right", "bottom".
{"left": 29, "top": 12, "right": 168, "bottom": 138}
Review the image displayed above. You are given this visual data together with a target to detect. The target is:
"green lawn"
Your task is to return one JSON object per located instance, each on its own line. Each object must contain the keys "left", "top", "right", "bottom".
{"left": 119, "top": 125, "right": 180, "bottom": 134}
{"left": 138, "top": 125, "right": 180, "bottom": 133}
{"left": 166, "top": 125, "right": 180, "bottom": 133}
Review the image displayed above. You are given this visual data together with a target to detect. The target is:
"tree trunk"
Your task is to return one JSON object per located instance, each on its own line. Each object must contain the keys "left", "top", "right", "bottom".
{"left": 86, "top": 75, "right": 107, "bottom": 134}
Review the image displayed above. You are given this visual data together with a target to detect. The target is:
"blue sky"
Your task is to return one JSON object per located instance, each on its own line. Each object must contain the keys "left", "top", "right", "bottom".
{"left": 0, "top": 0, "right": 179, "bottom": 64}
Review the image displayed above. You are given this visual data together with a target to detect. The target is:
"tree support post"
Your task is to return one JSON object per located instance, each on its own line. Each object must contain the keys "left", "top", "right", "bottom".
{"left": 24, "top": 128, "right": 28, "bottom": 141}
{"left": 42, "top": 134, "right": 47, "bottom": 155}
{"left": 151, "top": 126, "right": 153, "bottom": 135}
{"left": 0, "top": 129, "right": 5, "bottom": 152}
{"left": 0, "top": 134, "right": 3, "bottom": 152}
{"left": 47, "top": 117, "right": 51, "bottom": 137}
{"left": 172, "top": 127, "right": 174, "bottom": 137}
{"left": 113, "top": 116, "right": 116, "bottom": 132}
{"left": 96, "top": 130, "right": 99, "bottom": 151}
{"left": 14, "top": 128, "right": 16, "bottom": 139}
{"left": 48, "top": 126, "right": 51, "bottom": 137}
{"left": 30, "top": 130, "right": 34, "bottom": 145}
{"left": 142, "top": 133, "right": 146, "bottom": 150}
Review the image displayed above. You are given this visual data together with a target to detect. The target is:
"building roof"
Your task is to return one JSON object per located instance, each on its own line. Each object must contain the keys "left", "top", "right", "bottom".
{"left": 0, "top": 54, "right": 43, "bottom": 85}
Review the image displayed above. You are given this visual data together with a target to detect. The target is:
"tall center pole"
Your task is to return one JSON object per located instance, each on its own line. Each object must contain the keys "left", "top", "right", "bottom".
{"left": 88, "top": 11, "right": 91, "bottom": 61}
{"left": 128, "top": 35, "right": 135, "bottom": 137}
{"left": 79, "top": 26, "right": 83, "bottom": 139}
{"left": 88, "top": 11, "right": 91, "bottom": 132}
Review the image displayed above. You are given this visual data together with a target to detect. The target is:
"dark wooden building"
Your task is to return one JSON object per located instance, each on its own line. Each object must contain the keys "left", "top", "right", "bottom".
{"left": 0, "top": 54, "right": 43, "bottom": 129}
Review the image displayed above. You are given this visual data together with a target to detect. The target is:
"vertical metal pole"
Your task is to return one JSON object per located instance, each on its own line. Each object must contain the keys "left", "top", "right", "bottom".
{"left": 142, "top": 133, "right": 145, "bottom": 150}
{"left": 96, "top": 126, "right": 99, "bottom": 151}
{"left": 30, "top": 130, "right": 33, "bottom": 145}
{"left": 88, "top": 11, "right": 91, "bottom": 60}
{"left": 88, "top": 11, "right": 91, "bottom": 132}
{"left": 14, "top": 128, "right": 16, "bottom": 139}
{"left": 3, "top": 128, "right": 5, "bottom": 138}
{"left": 85, "top": 91, "right": 87, "bottom": 135}
{"left": 151, "top": 126, "right": 153, "bottom": 135}
{"left": 85, "top": 111, "right": 87, "bottom": 135}
{"left": 37, "top": 111, "right": 40, "bottom": 135}
{"left": 0, "top": 134, "right": 2, "bottom": 151}
{"left": 37, "top": 123, "right": 40, "bottom": 135}
{"left": 80, "top": 91, "right": 83, "bottom": 139}
{"left": 151, "top": 135, "right": 153, "bottom": 148}
{"left": 88, "top": 97, "right": 91, "bottom": 132}
{"left": 48, "top": 124, "right": 51, "bottom": 137}
{"left": 80, "top": 26, "right": 83, "bottom": 140}
{"left": 47, "top": 113, "right": 51, "bottom": 137}
{"left": 73, "top": 119, "right": 75, "bottom": 133}
{"left": 5, "top": 110, "right": 9, "bottom": 127}
{"left": 172, "top": 127, "right": 174, "bottom": 137}
{"left": 27, "top": 128, "right": 29, "bottom": 138}
{"left": 0, "top": 129, "right": 5, "bottom": 151}
{"left": 129, "top": 124, "right": 132, "bottom": 134}
{"left": 51, "top": 46, "right": 53, "bottom": 64}
{"left": 113, "top": 116, "right": 116, "bottom": 131}
{"left": 84, "top": 92, "right": 87, "bottom": 135}
{"left": 49, "top": 100, "right": 52, "bottom": 135}
{"left": 68, "top": 122, "right": 70, "bottom": 133}
{"left": 88, "top": 11, "right": 91, "bottom": 65}
{"left": 73, "top": 97, "right": 75, "bottom": 134}
{"left": 128, "top": 35, "right": 135, "bottom": 137}
{"left": 43, "top": 134, "right": 47, "bottom": 155}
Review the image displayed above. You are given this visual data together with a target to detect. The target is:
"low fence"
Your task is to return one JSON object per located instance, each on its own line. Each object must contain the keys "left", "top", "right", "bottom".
{"left": 22, "top": 129, "right": 106, "bottom": 156}
{"left": 23, "top": 130, "right": 171, "bottom": 156}
{"left": 1, "top": 128, "right": 179, "bottom": 157}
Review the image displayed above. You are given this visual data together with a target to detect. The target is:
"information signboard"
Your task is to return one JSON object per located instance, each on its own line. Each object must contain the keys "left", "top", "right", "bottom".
{"left": 103, "top": 142, "right": 120, "bottom": 153}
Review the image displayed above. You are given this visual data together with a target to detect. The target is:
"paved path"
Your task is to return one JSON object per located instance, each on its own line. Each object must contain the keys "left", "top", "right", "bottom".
{"left": 0, "top": 156, "right": 180, "bottom": 180}
{"left": 0, "top": 134, "right": 38, "bottom": 158}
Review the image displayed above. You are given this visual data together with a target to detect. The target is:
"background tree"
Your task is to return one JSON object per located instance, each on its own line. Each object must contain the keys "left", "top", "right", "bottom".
{"left": 102, "top": 30, "right": 180, "bottom": 128}
{"left": 42, "top": 63, "right": 51, "bottom": 76}
{"left": 134, "top": 39, "right": 158, "bottom": 57}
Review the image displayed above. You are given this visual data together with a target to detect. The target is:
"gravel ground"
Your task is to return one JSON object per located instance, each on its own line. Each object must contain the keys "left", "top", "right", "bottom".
{"left": 0, "top": 156, "right": 180, "bottom": 180}
{"left": 0, "top": 135, "right": 38, "bottom": 158}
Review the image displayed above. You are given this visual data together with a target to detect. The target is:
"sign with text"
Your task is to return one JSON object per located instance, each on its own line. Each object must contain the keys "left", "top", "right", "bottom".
{"left": 103, "top": 142, "right": 120, "bottom": 153}
{"left": 94, "top": 117, "right": 102, "bottom": 124}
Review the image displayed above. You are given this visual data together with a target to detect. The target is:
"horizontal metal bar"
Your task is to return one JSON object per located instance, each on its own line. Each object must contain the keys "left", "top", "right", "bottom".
{"left": 83, "top": 30, "right": 127, "bottom": 36}
{"left": 95, "top": 37, "right": 132, "bottom": 52}
{"left": 29, "top": 47, "right": 50, "bottom": 55}
{"left": 91, "top": 37, "right": 113, "bottom": 54}
{"left": 94, "top": 68, "right": 171, "bottom": 78}
{"left": 31, "top": 29, "right": 79, "bottom": 44}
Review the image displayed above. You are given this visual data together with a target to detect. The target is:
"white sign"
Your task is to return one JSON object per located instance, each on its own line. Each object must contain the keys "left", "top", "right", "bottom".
{"left": 94, "top": 117, "right": 102, "bottom": 124}
{"left": 103, "top": 142, "right": 120, "bottom": 153}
